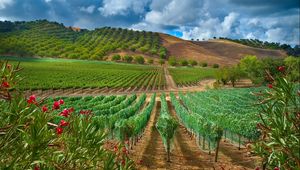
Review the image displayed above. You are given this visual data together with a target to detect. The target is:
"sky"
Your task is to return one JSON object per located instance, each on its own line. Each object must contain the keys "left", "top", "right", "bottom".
{"left": 0, "top": 0, "right": 299, "bottom": 46}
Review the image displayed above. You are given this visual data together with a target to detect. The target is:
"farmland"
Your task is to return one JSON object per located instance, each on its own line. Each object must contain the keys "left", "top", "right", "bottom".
{"left": 1, "top": 57, "right": 165, "bottom": 91}
{"left": 168, "top": 67, "right": 216, "bottom": 86}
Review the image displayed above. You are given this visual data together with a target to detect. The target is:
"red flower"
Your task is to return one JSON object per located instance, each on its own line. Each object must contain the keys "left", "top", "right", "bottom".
{"left": 121, "top": 159, "right": 125, "bottom": 166}
{"left": 114, "top": 145, "right": 118, "bottom": 152}
{"left": 56, "top": 127, "right": 63, "bottom": 135}
{"left": 59, "top": 109, "right": 70, "bottom": 117}
{"left": 274, "top": 167, "right": 279, "bottom": 170}
{"left": 1, "top": 81, "right": 10, "bottom": 88}
{"left": 268, "top": 84, "right": 273, "bottom": 89}
{"left": 29, "top": 95, "right": 36, "bottom": 102}
{"left": 122, "top": 147, "right": 127, "bottom": 153}
{"left": 138, "top": 159, "right": 143, "bottom": 165}
{"left": 34, "top": 165, "right": 40, "bottom": 170}
{"left": 59, "top": 120, "right": 69, "bottom": 127}
{"left": 277, "top": 66, "right": 285, "bottom": 72}
{"left": 53, "top": 101, "right": 60, "bottom": 110}
{"left": 59, "top": 99, "right": 64, "bottom": 105}
{"left": 42, "top": 105, "right": 48, "bottom": 112}
{"left": 255, "top": 167, "right": 260, "bottom": 170}
{"left": 68, "top": 107, "right": 74, "bottom": 113}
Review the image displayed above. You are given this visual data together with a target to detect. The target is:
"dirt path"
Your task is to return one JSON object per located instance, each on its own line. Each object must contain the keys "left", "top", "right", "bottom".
{"left": 164, "top": 66, "right": 177, "bottom": 90}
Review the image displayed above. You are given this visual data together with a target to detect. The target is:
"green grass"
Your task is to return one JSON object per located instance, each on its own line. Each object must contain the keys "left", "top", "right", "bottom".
{"left": 1, "top": 56, "right": 165, "bottom": 90}
{"left": 169, "top": 67, "right": 217, "bottom": 86}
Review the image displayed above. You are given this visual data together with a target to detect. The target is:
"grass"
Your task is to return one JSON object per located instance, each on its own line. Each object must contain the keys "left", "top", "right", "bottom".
{"left": 169, "top": 67, "right": 217, "bottom": 86}
{"left": 1, "top": 56, "right": 164, "bottom": 90}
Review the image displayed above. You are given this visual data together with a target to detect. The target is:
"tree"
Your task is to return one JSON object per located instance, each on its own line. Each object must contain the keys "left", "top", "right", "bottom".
{"left": 228, "top": 66, "right": 242, "bottom": 87}
{"left": 123, "top": 55, "right": 133, "bottom": 63}
{"left": 180, "top": 59, "right": 188, "bottom": 66}
{"left": 134, "top": 56, "right": 145, "bottom": 64}
{"left": 189, "top": 60, "right": 198, "bottom": 66}
{"left": 239, "top": 55, "right": 263, "bottom": 84}
{"left": 201, "top": 62, "right": 208, "bottom": 67}
{"left": 168, "top": 56, "right": 177, "bottom": 66}
{"left": 284, "top": 56, "right": 300, "bottom": 81}
{"left": 215, "top": 67, "right": 229, "bottom": 85}
{"left": 212, "top": 64, "right": 219, "bottom": 68}
{"left": 112, "top": 54, "right": 121, "bottom": 61}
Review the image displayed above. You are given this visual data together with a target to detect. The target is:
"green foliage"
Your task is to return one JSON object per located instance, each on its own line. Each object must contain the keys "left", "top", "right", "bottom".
{"left": 168, "top": 56, "right": 177, "bottom": 66}
{"left": 123, "top": 55, "right": 133, "bottom": 63}
{"left": 189, "top": 60, "right": 198, "bottom": 66}
{"left": 212, "top": 64, "right": 219, "bottom": 68}
{"left": 254, "top": 76, "right": 300, "bottom": 169}
{"left": 112, "top": 54, "right": 121, "bottom": 61}
{"left": 134, "top": 56, "right": 145, "bottom": 64}
{"left": 0, "top": 61, "right": 135, "bottom": 169}
{"left": 284, "top": 56, "right": 300, "bottom": 81}
{"left": 240, "top": 55, "right": 263, "bottom": 84}
{"left": 201, "top": 62, "right": 208, "bottom": 67}
{"left": 156, "top": 93, "right": 178, "bottom": 162}
{"left": 2, "top": 57, "right": 165, "bottom": 90}
{"left": 180, "top": 59, "right": 189, "bottom": 66}
{"left": 169, "top": 67, "right": 216, "bottom": 86}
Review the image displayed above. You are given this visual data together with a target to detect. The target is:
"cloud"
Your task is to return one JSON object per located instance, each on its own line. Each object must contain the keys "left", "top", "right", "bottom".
{"left": 80, "top": 5, "right": 95, "bottom": 14}
{"left": 0, "top": 0, "right": 14, "bottom": 9}
{"left": 98, "top": 0, "right": 149, "bottom": 16}
{"left": 0, "top": 0, "right": 298, "bottom": 45}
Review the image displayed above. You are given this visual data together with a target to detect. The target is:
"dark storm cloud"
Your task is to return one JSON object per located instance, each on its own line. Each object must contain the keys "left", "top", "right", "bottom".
{"left": 0, "top": 0, "right": 299, "bottom": 45}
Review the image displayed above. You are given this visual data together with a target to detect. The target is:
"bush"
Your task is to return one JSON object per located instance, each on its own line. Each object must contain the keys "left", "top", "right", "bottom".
{"left": 112, "top": 54, "right": 121, "bottom": 61}
{"left": 134, "top": 56, "right": 145, "bottom": 64}
{"left": 212, "top": 64, "right": 219, "bottom": 68}
{"left": 189, "top": 60, "right": 198, "bottom": 66}
{"left": 201, "top": 62, "right": 208, "bottom": 67}
{"left": 180, "top": 60, "right": 188, "bottom": 66}
{"left": 168, "top": 56, "right": 177, "bottom": 66}
{"left": 123, "top": 55, "right": 133, "bottom": 63}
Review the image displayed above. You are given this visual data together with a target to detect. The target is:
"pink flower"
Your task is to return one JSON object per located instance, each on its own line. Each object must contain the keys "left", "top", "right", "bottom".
{"left": 56, "top": 127, "right": 63, "bottom": 135}
{"left": 59, "top": 120, "right": 69, "bottom": 127}
{"left": 42, "top": 105, "right": 48, "bottom": 112}
{"left": 53, "top": 101, "right": 60, "bottom": 110}
{"left": 59, "top": 99, "right": 64, "bottom": 105}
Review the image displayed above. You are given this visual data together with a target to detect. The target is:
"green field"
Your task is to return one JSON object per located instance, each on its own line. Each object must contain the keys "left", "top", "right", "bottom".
{"left": 168, "top": 67, "right": 217, "bottom": 86}
{"left": 1, "top": 56, "right": 165, "bottom": 90}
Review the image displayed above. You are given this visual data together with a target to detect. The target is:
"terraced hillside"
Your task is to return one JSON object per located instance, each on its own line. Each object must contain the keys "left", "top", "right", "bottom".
{"left": 0, "top": 20, "right": 167, "bottom": 60}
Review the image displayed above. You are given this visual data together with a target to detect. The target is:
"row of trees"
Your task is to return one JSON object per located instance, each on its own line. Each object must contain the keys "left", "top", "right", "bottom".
{"left": 215, "top": 55, "right": 300, "bottom": 87}
{"left": 111, "top": 54, "right": 145, "bottom": 64}
{"left": 168, "top": 56, "right": 219, "bottom": 68}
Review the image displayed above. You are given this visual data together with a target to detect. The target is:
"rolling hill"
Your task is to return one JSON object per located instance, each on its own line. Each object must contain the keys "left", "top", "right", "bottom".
{"left": 0, "top": 20, "right": 287, "bottom": 65}
{"left": 160, "top": 33, "right": 286, "bottom": 65}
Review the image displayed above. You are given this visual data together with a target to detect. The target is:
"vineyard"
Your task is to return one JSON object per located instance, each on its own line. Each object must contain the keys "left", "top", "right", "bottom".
{"left": 168, "top": 67, "right": 216, "bottom": 87}
{"left": 0, "top": 20, "right": 167, "bottom": 59}
{"left": 2, "top": 57, "right": 166, "bottom": 91}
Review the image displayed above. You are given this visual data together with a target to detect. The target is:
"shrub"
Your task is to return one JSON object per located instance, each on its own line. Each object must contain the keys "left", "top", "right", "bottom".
{"left": 201, "top": 62, "right": 208, "bottom": 67}
{"left": 112, "top": 54, "right": 121, "bottom": 61}
{"left": 159, "top": 59, "right": 165, "bottom": 65}
{"left": 180, "top": 60, "right": 188, "bottom": 66}
{"left": 212, "top": 64, "right": 219, "bottom": 68}
{"left": 168, "top": 56, "right": 177, "bottom": 66}
{"left": 123, "top": 55, "right": 133, "bottom": 63}
{"left": 134, "top": 56, "right": 145, "bottom": 64}
{"left": 189, "top": 60, "right": 198, "bottom": 66}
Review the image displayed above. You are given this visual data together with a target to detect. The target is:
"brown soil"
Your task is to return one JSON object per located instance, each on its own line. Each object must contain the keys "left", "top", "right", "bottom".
{"left": 160, "top": 33, "right": 286, "bottom": 66}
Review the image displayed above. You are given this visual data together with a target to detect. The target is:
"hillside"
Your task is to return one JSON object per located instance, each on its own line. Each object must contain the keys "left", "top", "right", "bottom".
{"left": 0, "top": 20, "right": 167, "bottom": 60}
{"left": 160, "top": 33, "right": 286, "bottom": 65}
